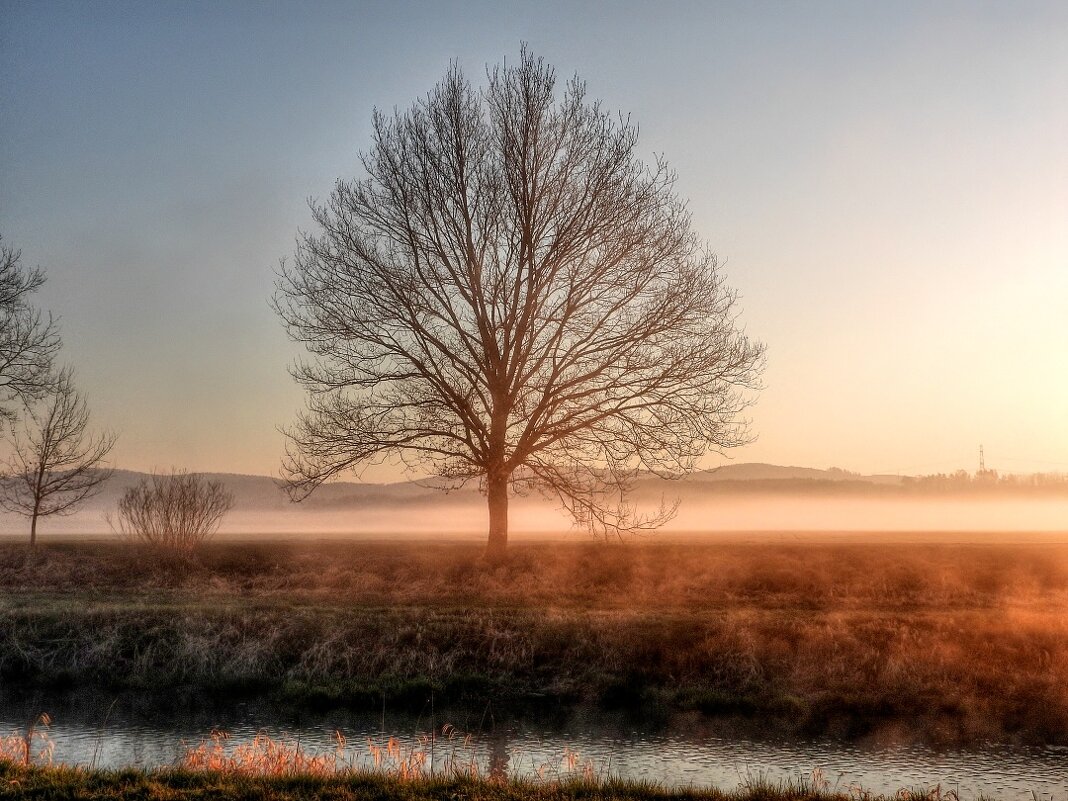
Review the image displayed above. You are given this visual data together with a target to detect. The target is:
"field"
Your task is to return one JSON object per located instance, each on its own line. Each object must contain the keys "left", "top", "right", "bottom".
{"left": 1, "top": 537, "right": 1067, "bottom": 746}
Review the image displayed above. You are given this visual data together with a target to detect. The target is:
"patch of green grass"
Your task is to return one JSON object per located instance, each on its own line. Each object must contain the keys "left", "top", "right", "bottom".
{"left": 0, "top": 761, "right": 986, "bottom": 801}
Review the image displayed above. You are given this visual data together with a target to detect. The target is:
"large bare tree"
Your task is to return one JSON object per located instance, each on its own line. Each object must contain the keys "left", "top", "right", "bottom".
{"left": 275, "top": 50, "right": 764, "bottom": 559}
{"left": 0, "top": 369, "right": 115, "bottom": 547}
{"left": 0, "top": 236, "right": 61, "bottom": 421}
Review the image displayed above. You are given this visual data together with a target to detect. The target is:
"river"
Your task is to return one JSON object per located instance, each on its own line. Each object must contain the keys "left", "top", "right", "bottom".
{"left": 1, "top": 692, "right": 1064, "bottom": 798}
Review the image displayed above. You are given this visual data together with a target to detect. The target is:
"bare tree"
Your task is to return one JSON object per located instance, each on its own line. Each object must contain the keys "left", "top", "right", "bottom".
{"left": 0, "top": 236, "right": 61, "bottom": 421}
{"left": 275, "top": 50, "right": 764, "bottom": 560}
{"left": 112, "top": 469, "right": 234, "bottom": 555}
{"left": 0, "top": 369, "right": 115, "bottom": 547}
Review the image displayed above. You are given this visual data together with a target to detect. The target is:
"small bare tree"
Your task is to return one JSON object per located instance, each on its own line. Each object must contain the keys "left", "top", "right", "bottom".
{"left": 0, "top": 369, "right": 116, "bottom": 547}
{"left": 0, "top": 236, "right": 61, "bottom": 421}
{"left": 275, "top": 50, "right": 764, "bottom": 560}
{"left": 112, "top": 469, "right": 234, "bottom": 555}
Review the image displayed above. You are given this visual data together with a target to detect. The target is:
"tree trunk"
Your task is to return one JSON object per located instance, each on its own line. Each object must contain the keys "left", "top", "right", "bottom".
{"left": 485, "top": 469, "right": 509, "bottom": 562}
{"left": 29, "top": 511, "right": 38, "bottom": 549}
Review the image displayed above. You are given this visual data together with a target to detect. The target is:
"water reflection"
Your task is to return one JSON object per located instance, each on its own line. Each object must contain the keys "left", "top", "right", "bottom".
{"left": 487, "top": 732, "right": 510, "bottom": 781}
{"left": 0, "top": 692, "right": 1064, "bottom": 800}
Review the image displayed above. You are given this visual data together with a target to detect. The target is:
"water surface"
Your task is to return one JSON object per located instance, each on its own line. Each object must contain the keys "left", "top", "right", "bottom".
{"left": 2, "top": 693, "right": 1065, "bottom": 799}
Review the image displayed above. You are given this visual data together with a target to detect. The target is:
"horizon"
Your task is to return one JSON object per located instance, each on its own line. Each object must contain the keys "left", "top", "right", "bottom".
{"left": 5, "top": 460, "right": 1068, "bottom": 540}
{"left": 55, "top": 458, "right": 1068, "bottom": 483}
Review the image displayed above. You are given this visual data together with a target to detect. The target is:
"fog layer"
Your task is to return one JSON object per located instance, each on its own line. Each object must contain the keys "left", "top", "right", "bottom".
{"left": 4, "top": 494, "right": 1066, "bottom": 539}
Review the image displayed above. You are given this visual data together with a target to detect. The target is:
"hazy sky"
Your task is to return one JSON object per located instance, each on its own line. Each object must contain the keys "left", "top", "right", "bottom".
{"left": 1, "top": 1, "right": 1065, "bottom": 479}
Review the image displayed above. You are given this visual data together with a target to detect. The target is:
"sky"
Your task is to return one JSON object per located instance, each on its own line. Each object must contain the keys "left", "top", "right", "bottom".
{"left": 1, "top": 0, "right": 1066, "bottom": 480}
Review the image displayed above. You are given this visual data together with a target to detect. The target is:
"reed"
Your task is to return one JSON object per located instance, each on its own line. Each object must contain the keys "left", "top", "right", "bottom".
{"left": 0, "top": 714, "right": 53, "bottom": 768}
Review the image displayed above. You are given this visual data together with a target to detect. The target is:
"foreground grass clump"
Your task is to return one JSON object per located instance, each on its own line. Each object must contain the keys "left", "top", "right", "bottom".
{"left": 0, "top": 761, "right": 981, "bottom": 801}
{"left": 2, "top": 539, "right": 1068, "bottom": 744}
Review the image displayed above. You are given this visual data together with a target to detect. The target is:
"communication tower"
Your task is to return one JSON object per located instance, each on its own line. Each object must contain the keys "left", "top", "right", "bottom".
{"left": 976, "top": 444, "right": 997, "bottom": 482}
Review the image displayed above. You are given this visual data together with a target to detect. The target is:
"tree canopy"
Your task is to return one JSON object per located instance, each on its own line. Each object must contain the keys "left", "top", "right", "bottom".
{"left": 0, "top": 236, "right": 61, "bottom": 420}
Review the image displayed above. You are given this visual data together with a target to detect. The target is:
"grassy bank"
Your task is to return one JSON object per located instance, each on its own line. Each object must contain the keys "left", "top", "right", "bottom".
{"left": 0, "top": 761, "right": 979, "bottom": 801}
{"left": 2, "top": 540, "right": 1067, "bottom": 744}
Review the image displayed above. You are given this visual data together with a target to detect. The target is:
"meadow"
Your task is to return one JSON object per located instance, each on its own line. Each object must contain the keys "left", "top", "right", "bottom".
{"left": 1, "top": 538, "right": 1066, "bottom": 746}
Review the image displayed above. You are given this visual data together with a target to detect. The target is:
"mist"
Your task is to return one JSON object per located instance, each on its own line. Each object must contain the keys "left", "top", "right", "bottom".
{"left": 5, "top": 483, "right": 1066, "bottom": 541}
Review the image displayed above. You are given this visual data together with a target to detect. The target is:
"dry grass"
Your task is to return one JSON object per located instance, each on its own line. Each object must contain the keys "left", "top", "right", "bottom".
{"left": 1, "top": 539, "right": 1067, "bottom": 744}
{"left": 3, "top": 538, "right": 1068, "bottom": 611}
{"left": 181, "top": 730, "right": 356, "bottom": 777}
{"left": 0, "top": 714, "right": 53, "bottom": 767}
{"left": 177, "top": 730, "right": 594, "bottom": 783}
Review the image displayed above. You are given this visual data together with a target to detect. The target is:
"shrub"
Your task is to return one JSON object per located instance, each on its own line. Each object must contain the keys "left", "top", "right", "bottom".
{"left": 112, "top": 469, "right": 234, "bottom": 554}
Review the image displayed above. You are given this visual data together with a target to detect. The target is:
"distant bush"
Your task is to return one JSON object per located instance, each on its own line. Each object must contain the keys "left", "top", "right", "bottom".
{"left": 112, "top": 469, "right": 234, "bottom": 554}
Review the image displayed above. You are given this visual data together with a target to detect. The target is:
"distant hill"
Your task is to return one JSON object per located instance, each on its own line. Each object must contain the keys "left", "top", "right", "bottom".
{"left": 70, "top": 463, "right": 905, "bottom": 514}
{"left": 74, "top": 469, "right": 482, "bottom": 514}
{"left": 2, "top": 463, "right": 1059, "bottom": 540}
{"left": 2, "top": 463, "right": 1063, "bottom": 537}
{"left": 688, "top": 463, "right": 902, "bottom": 485}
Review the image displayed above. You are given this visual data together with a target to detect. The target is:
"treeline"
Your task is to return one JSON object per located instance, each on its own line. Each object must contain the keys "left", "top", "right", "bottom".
{"left": 901, "top": 470, "right": 1068, "bottom": 494}
{"left": 661, "top": 472, "right": 1068, "bottom": 497}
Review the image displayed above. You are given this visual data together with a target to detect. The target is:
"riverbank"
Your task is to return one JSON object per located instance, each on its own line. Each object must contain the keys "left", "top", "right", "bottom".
{"left": 0, "top": 761, "right": 987, "bottom": 801}
{"left": 1, "top": 539, "right": 1067, "bottom": 745}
